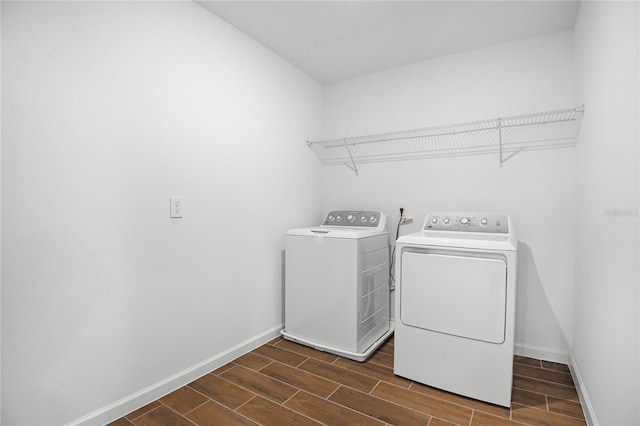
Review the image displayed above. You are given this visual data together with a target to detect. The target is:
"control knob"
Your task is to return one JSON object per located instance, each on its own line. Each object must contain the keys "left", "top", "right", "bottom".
{"left": 347, "top": 214, "right": 355, "bottom": 223}
{"left": 369, "top": 216, "right": 377, "bottom": 222}
{"left": 460, "top": 217, "right": 470, "bottom": 226}
{"left": 328, "top": 215, "right": 335, "bottom": 222}
{"left": 480, "top": 218, "right": 488, "bottom": 226}
{"left": 360, "top": 216, "right": 367, "bottom": 222}
{"left": 431, "top": 217, "right": 439, "bottom": 225}
{"left": 443, "top": 218, "right": 451, "bottom": 225}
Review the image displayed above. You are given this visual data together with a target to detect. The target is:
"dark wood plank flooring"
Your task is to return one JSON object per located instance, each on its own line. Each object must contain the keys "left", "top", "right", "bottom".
{"left": 110, "top": 335, "right": 586, "bottom": 425}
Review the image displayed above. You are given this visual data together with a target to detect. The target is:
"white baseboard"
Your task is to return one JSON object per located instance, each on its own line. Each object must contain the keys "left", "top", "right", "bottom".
{"left": 515, "top": 342, "right": 570, "bottom": 364}
{"left": 514, "top": 344, "right": 596, "bottom": 426}
{"left": 66, "top": 324, "right": 283, "bottom": 426}
{"left": 569, "top": 353, "right": 599, "bottom": 426}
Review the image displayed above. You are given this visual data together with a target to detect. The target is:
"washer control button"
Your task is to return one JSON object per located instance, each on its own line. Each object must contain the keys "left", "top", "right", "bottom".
{"left": 347, "top": 214, "right": 355, "bottom": 223}
{"left": 360, "top": 215, "right": 367, "bottom": 222}
{"left": 336, "top": 215, "right": 343, "bottom": 222}
{"left": 431, "top": 217, "right": 439, "bottom": 225}
{"left": 460, "top": 217, "right": 470, "bottom": 226}
{"left": 369, "top": 216, "right": 377, "bottom": 223}
{"left": 328, "top": 215, "right": 335, "bottom": 222}
{"left": 480, "top": 218, "right": 489, "bottom": 226}
{"left": 443, "top": 218, "right": 451, "bottom": 225}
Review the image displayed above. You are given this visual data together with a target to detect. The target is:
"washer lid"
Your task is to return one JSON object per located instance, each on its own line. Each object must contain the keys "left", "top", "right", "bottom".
{"left": 286, "top": 227, "right": 388, "bottom": 239}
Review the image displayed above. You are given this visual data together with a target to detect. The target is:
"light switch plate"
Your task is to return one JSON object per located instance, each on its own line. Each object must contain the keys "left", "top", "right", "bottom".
{"left": 170, "top": 196, "right": 183, "bottom": 218}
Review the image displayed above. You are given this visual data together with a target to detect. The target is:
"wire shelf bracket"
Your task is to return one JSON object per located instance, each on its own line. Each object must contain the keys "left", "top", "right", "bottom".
{"left": 307, "top": 105, "right": 585, "bottom": 175}
{"left": 342, "top": 138, "right": 359, "bottom": 175}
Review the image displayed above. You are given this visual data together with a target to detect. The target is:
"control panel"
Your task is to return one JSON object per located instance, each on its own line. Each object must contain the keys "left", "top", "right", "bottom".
{"left": 322, "top": 210, "right": 382, "bottom": 228}
{"left": 424, "top": 212, "right": 509, "bottom": 234}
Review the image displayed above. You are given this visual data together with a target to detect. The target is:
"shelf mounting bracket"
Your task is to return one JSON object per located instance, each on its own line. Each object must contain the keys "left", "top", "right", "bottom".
{"left": 342, "top": 138, "right": 359, "bottom": 176}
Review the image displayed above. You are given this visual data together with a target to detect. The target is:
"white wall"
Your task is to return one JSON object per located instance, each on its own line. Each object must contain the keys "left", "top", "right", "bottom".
{"left": 322, "top": 31, "right": 579, "bottom": 359}
{"left": 572, "top": 2, "right": 639, "bottom": 425}
{"left": 0, "top": 1, "right": 323, "bottom": 424}
{"left": 0, "top": 1, "right": 3, "bottom": 419}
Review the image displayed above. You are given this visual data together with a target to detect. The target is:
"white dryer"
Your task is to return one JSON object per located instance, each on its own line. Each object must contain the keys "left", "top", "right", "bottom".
{"left": 394, "top": 212, "right": 517, "bottom": 407}
{"left": 283, "top": 211, "right": 393, "bottom": 361}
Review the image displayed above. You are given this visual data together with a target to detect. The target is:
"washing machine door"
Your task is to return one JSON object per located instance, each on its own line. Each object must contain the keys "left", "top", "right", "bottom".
{"left": 400, "top": 251, "right": 507, "bottom": 344}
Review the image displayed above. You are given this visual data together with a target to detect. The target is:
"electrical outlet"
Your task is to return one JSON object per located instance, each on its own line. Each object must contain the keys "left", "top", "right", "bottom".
{"left": 170, "top": 196, "right": 183, "bottom": 218}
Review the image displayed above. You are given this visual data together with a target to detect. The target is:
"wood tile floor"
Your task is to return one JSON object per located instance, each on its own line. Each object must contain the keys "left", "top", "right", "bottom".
{"left": 110, "top": 336, "right": 586, "bottom": 426}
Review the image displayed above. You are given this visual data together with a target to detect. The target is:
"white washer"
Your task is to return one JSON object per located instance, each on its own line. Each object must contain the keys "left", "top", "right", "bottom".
{"left": 394, "top": 212, "right": 517, "bottom": 407}
{"left": 283, "top": 210, "right": 393, "bottom": 361}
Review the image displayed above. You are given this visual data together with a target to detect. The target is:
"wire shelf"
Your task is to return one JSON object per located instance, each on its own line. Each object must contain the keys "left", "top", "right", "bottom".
{"left": 307, "top": 106, "right": 584, "bottom": 174}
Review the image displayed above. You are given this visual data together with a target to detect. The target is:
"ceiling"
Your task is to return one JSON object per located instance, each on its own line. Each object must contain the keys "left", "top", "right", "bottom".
{"left": 196, "top": 1, "right": 581, "bottom": 84}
